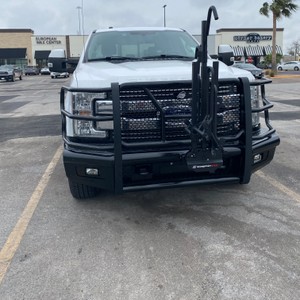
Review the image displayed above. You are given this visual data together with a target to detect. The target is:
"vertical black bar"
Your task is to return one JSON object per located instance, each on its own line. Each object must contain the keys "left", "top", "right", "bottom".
{"left": 211, "top": 61, "right": 219, "bottom": 136}
{"left": 191, "top": 59, "right": 200, "bottom": 126}
{"left": 112, "top": 82, "right": 123, "bottom": 194}
{"left": 240, "top": 77, "right": 252, "bottom": 183}
{"left": 200, "top": 20, "right": 208, "bottom": 121}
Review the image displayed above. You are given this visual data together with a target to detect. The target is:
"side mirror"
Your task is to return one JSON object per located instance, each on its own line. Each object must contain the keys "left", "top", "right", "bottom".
{"left": 218, "top": 45, "right": 234, "bottom": 66}
{"left": 48, "top": 49, "right": 68, "bottom": 73}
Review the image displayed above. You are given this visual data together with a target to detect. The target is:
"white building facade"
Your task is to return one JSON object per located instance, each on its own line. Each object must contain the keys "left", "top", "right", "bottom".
{"left": 215, "top": 28, "right": 284, "bottom": 65}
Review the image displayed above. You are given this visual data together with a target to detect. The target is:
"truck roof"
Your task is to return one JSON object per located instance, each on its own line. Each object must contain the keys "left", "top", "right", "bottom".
{"left": 93, "top": 27, "right": 186, "bottom": 34}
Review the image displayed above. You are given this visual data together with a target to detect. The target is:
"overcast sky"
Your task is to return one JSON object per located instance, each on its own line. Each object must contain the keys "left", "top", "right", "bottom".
{"left": 1, "top": 0, "right": 299, "bottom": 53}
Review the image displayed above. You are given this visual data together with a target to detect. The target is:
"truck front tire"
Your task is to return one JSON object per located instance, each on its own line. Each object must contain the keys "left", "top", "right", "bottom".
{"left": 68, "top": 179, "right": 99, "bottom": 199}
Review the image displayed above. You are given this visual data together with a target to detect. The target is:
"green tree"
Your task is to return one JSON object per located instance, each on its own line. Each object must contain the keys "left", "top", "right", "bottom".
{"left": 264, "top": 53, "right": 283, "bottom": 66}
{"left": 259, "top": 0, "right": 298, "bottom": 73}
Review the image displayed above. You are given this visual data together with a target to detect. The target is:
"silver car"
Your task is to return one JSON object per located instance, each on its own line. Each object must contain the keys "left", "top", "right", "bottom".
{"left": 277, "top": 61, "right": 300, "bottom": 71}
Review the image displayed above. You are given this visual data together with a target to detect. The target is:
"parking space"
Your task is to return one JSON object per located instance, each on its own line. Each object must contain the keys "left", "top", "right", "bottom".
{"left": 0, "top": 75, "right": 300, "bottom": 299}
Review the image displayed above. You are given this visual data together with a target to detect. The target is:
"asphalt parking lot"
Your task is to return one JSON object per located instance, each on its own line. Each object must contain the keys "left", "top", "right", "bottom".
{"left": 0, "top": 75, "right": 300, "bottom": 300}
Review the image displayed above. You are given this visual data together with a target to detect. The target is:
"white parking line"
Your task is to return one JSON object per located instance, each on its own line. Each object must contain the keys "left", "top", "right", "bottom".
{"left": 256, "top": 170, "right": 300, "bottom": 203}
{"left": 0, "top": 145, "right": 63, "bottom": 285}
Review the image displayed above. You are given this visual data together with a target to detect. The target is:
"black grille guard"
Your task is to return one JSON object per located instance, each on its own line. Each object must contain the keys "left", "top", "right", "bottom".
{"left": 60, "top": 77, "right": 275, "bottom": 151}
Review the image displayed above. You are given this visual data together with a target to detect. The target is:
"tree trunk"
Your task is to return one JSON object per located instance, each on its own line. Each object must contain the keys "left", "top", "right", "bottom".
{"left": 272, "top": 13, "right": 277, "bottom": 74}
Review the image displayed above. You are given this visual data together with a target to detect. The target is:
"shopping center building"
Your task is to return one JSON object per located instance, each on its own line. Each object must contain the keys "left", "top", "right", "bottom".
{"left": 0, "top": 27, "right": 284, "bottom": 68}
{"left": 215, "top": 28, "right": 283, "bottom": 65}
{"left": 0, "top": 29, "right": 88, "bottom": 68}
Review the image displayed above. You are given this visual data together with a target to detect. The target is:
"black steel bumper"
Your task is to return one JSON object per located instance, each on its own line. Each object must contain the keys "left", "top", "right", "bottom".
{"left": 63, "top": 131, "right": 279, "bottom": 193}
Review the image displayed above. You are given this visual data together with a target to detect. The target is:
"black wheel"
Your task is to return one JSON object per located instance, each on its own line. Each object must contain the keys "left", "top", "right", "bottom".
{"left": 11, "top": 75, "right": 15, "bottom": 82}
{"left": 68, "top": 179, "right": 99, "bottom": 199}
{"left": 294, "top": 66, "right": 299, "bottom": 71}
{"left": 20, "top": 75, "right": 22, "bottom": 80}
{"left": 278, "top": 67, "right": 282, "bottom": 71}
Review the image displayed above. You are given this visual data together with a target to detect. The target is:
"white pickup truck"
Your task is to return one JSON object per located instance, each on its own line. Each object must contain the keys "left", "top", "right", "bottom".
{"left": 58, "top": 6, "right": 279, "bottom": 199}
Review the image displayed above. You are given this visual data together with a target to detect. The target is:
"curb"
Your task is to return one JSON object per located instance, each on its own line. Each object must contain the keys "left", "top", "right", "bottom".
{"left": 265, "top": 75, "right": 300, "bottom": 79}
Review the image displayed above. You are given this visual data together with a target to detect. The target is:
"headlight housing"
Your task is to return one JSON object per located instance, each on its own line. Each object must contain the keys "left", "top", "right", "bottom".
{"left": 65, "top": 91, "right": 113, "bottom": 138}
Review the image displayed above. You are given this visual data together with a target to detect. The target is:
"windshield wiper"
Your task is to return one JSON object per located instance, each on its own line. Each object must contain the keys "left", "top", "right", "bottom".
{"left": 141, "top": 54, "right": 192, "bottom": 60}
{"left": 88, "top": 55, "right": 192, "bottom": 62}
{"left": 88, "top": 56, "right": 141, "bottom": 62}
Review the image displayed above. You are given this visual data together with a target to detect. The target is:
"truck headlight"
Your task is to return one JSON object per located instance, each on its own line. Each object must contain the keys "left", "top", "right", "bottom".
{"left": 65, "top": 91, "right": 113, "bottom": 138}
{"left": 250, "top": 86, "right": 260, "bottom": 129}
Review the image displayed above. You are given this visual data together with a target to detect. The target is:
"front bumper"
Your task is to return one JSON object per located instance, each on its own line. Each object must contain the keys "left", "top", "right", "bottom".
{"left": 51, "top": 72, "right": 69, "bottom": 78}
{"left": 63, "top": 132, "right": 280, "bottom": 193}
{"left": 0, "top": 75, "right": 11, "bottom": 80}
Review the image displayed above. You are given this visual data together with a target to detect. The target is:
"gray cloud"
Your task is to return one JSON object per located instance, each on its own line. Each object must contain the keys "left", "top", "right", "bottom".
{"left": 1, "top": 0, "right": 299, "bottom": 53}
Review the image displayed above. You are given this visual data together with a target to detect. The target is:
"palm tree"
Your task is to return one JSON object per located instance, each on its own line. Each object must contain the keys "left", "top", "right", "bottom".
{"left": 259, "top": 0, "right": 298, "bottom": 73}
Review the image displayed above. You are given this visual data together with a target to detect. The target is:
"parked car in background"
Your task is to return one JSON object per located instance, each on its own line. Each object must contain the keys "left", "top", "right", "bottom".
{"left": 24, "top": 66, "right": 40, "bottom": 75}
{"left": 232, "top": 62, "right": 263, "bottom": 79}
{"left": 277, "top": 61, "right": 300, "bottom": 71}
{"left": 256, "top": 61, "right": 271, "bottom": 69}
{"left": 0, "top": 65, "right": 22, "bottom": 81}
{"left": 40, "top": 67, "right": 50, "bottom": 75}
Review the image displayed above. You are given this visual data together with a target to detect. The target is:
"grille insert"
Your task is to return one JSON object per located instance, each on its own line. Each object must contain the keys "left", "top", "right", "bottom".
{"left": 120, "top": 83, "right": 241, "bottom": 142}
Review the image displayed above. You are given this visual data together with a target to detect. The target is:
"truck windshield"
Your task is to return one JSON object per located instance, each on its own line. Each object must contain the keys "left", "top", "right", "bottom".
{"left": 86, "top": 30, "right": 198, "bottom": 61}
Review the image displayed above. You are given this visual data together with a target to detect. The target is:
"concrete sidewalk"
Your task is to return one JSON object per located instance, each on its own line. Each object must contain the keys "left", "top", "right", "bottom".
{"left": 265, "top": 71, "right": 300, "bottom": 79}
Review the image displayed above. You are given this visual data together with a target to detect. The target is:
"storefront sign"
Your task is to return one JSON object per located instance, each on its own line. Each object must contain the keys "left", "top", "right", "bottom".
{"left": 35, "top": 37, "right": 62, "bottom": 45}
{"left": 233, "top": 33, "right": 272, "bottom": 43}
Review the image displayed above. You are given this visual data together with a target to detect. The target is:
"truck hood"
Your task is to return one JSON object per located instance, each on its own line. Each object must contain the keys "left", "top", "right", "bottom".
{"left": 71, "top": 60, "right": 254, "bottom": 88}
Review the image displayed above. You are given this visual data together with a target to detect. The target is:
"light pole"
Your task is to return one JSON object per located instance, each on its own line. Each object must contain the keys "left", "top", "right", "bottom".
{"left": 163, "top": 5, "right": 167, "bottom": 27}
{"left": 76, "top": 1, "right": 85, "bottom": 49}
{"left": 76, "top": 6, "right": 82, "bottom": 35}
{"left": 81, "top": 0, "right": 85, "bottom": 37}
